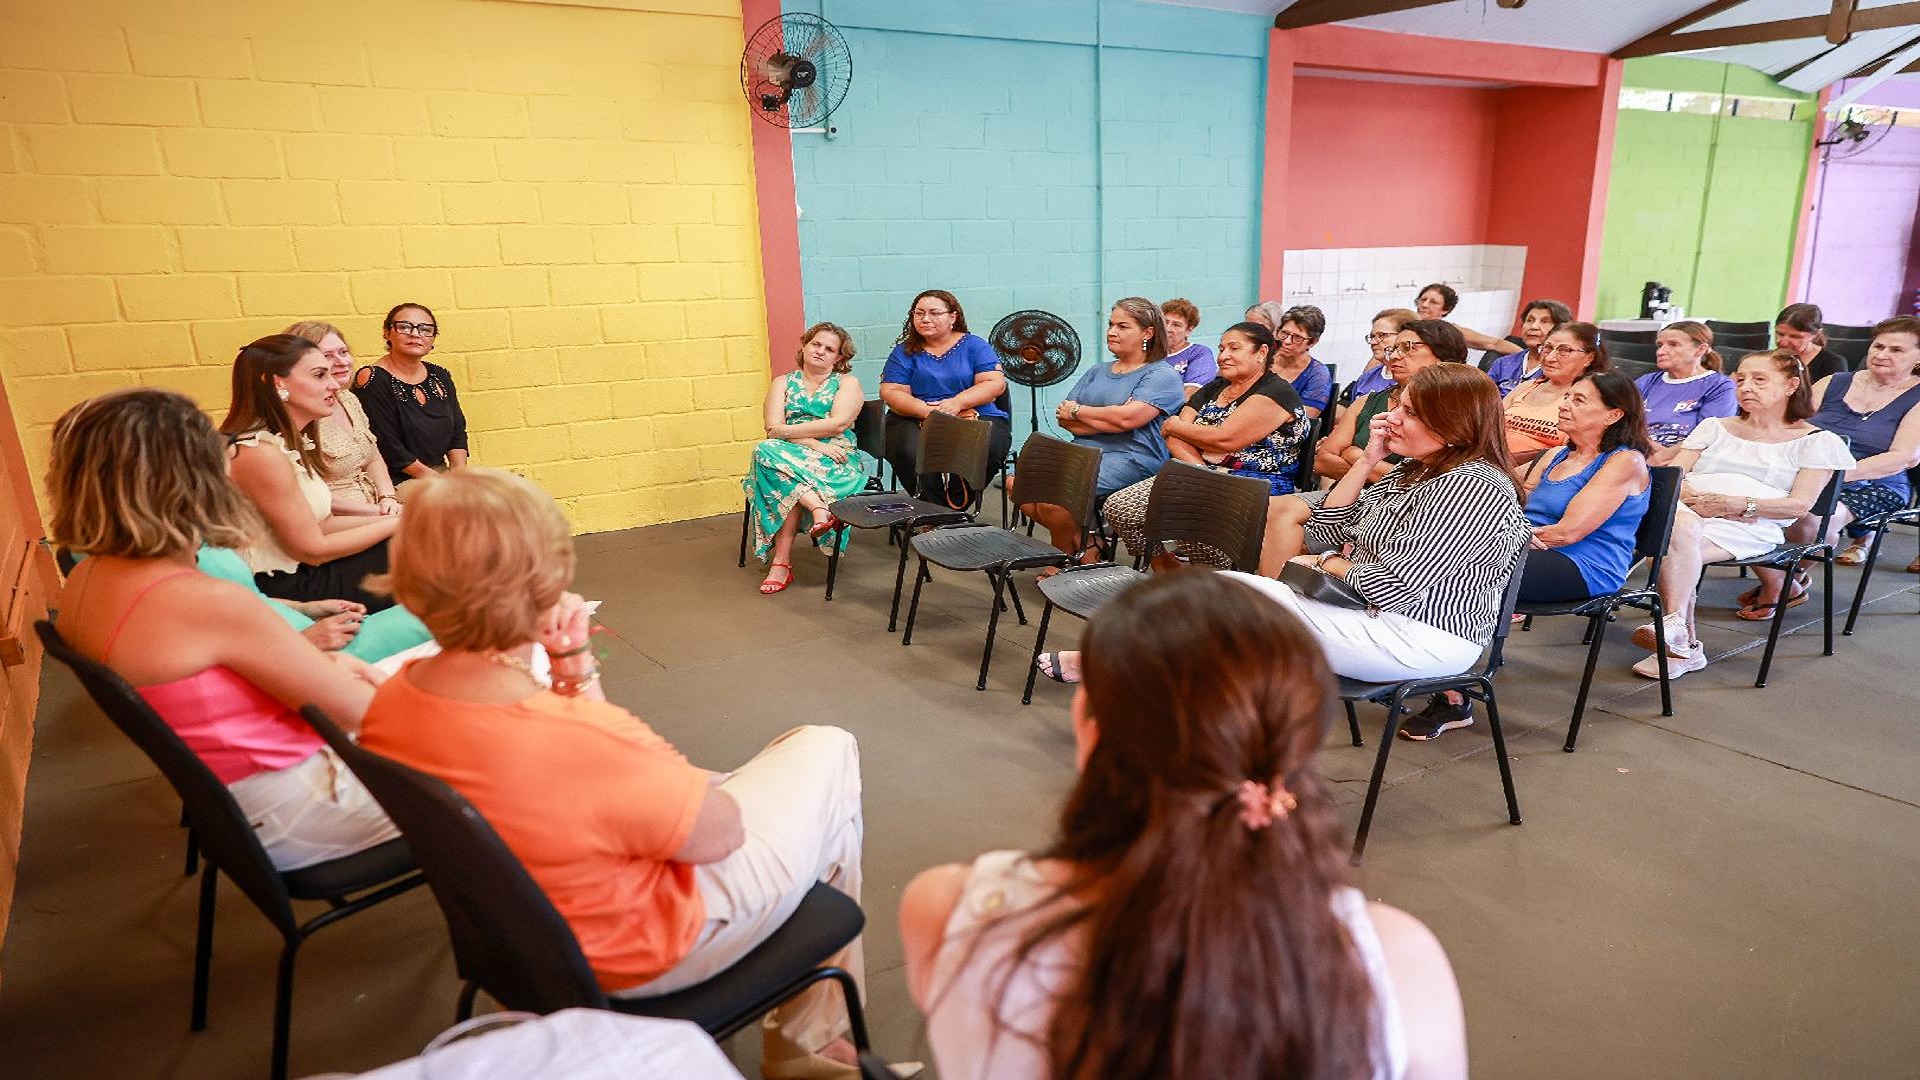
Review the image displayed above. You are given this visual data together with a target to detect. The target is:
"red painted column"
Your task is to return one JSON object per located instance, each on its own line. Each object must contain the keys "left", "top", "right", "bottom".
{"left": 1257, "top": 29, "right": 1297, "bottom": 303}
{"left": 742, "top": 0, "right": 805, "bottom": 376}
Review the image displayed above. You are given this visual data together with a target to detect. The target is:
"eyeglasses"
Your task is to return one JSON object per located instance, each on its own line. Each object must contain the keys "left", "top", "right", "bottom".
{"left": 1535, "top": 344, "right": 1592, "bottom": 358}
{"left": 1382, "top": 341, "right": 1429, "bottom": 358}
{"left": 1276, "top": 330, "right": 1309, "bottom": 347}
{"left": 391, "top": 321, "right": 438, "bottom": 338}
{"left": 1365, "top": 332, "right": 1395, "bottom": 344}
{"left": 911, "top": 309, "right": 953, "bottom": 320}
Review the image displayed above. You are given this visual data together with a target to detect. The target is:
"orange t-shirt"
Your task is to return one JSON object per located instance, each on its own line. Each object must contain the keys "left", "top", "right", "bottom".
{"left": 1503, "top": 382, "right": 1568, "bottom": 455}
{"left": 360, "top": 663, "right": 711, "bottom": 991}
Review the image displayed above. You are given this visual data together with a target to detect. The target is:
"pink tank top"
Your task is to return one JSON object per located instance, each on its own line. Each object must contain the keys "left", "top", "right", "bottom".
{"left": 103, "top": 571, "right": 323, "bottom": 785}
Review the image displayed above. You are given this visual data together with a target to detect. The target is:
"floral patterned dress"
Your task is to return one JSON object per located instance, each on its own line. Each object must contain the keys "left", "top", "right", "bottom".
{"left": 743, "top": 371, "right": 868, "bottom": 562}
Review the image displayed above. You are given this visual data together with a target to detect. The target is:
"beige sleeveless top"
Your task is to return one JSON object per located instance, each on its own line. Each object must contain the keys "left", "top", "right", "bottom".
{"left": 318, "top": 393, "right": 381, "bottom": 504}
{"left": 234, "top": 430, "right": 331, "bottom": 576}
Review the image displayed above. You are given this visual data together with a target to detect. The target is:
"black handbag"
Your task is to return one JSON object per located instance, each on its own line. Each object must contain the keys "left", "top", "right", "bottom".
{"left": 1279, "top": 559, "right": 1373, "bottom": 612}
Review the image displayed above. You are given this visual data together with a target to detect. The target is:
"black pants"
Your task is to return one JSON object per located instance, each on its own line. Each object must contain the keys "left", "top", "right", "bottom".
{"left": 1517, "top": 548, "right": 1596, "bottom": 604}
{"left": 884, "top": 413, "right": 1011, "bottom": 504}
{"left": 255, "top": 540, "right": 394, "bottom": 612}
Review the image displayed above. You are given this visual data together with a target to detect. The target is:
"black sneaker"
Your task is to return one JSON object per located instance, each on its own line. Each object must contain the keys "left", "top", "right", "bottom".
{"left": 1398, "top": 696, "right": 1475, "bottom": 741}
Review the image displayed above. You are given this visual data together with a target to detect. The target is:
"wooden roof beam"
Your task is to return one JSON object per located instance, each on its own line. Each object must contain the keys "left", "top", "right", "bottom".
{"left": 1615, "top": 0, "right": 1920, "bottom": 59}
{"left": 1274, "top": 0, "right": 1455, "bottom": 31}
{"left": 1828, "top": 0, "right": 1860, "bottom": 45}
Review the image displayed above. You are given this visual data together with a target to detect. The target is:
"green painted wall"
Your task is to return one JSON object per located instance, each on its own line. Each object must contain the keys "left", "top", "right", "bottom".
{"left": 1596, "top": 59, "right": 1815, "bottom": 321}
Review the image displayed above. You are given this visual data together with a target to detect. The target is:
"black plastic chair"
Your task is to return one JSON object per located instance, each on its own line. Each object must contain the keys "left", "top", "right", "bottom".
{"left": 1706, "top": 319, "right": 1771, "bottom": 338}
{"left": 1703, "top": 469, "right": 1846, "bottom": 687}
{"left": 738, "top": 399, "right": 889, "bottom": 570}
{"left": 1714, "top": 332, "right": 1771, "bottom": 352}
{"left": 1842, "top": 481, "right": 1920, "bottom": 636}
{"left": 1340, "top": 544, "right": 1529, "bottom": 864}
{"left": 825, "top": 410, "right": 995, "bottom": 623}
{"left": 1515, "top": 466, "right": 1683, "bottom": 751}
{"left": 299, "top": 706, "right": 874, "bottom": 1053}
{"left": 1601, "top": 328, "right": 1657, "bottom": 345}
{"left": 1824, "top": 322, "right": 1875, "bottom": 341}
{"left": 1292, "top": 408, "right": 1331, "bottom": 494}
{"left": 1610, "top": 358, "right": 1656, "bottom": 382}
{"left": 1021, "top": 461, "right": 1271, "bottom": 704}
{"left": 35, "top": 622, "right": 425, "bottom": 1080}
{"left": 1828, "top": 336, "right": 1870, "bottom": 369}
{"left": 1718, "top": 345, "right": 1755, "bottom": 366}
{"left": 1607, "top": 339, "right": 1656, "bottom": 363}
{"left": 900, "top": 434, "right": 1101, "bottom": 690}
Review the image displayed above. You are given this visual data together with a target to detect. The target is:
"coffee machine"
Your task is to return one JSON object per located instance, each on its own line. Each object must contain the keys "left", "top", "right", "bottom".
{"left": 1640, "top": 281, "right": 1676, "bottom": 322}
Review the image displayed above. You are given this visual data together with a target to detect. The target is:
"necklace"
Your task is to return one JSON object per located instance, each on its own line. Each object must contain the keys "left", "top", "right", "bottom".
{"left": 1848, "top": 374, "right": 1920, "bottom": 418}
{"left": 483, "top": 650, "right": 550, "bottom": 689}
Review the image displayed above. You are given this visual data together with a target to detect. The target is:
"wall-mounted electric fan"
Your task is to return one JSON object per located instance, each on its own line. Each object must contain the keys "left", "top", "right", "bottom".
{"left": 740, "top": 13, "right": 853, "bottom": 129}
{"left": 988, "top": 310, "right": 1083, "bottom": 437}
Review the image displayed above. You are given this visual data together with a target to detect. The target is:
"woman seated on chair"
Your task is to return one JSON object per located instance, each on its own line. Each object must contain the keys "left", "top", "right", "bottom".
{"left": 1631, "top": 350, "right": 1853, "bottom": 681}
{"left": 1415, "top": 280, "right": 1523, "bottom": 362}
{"left": 1502, "top": 321, "right": 1609, "bottom": 465}
{"left": 1805, "top": 316, "right": 1920, "bottom": 567}
{"left": 1022, "top": 298, "right": 1187, "bottom": 558}
{"left": 1159, "top": 297, "right": 1217, "bottom": 396}
{"left": 1271, "top": 305, "right": 1336, "bottom": 419}
{"left": 1344, "top": 306, "right": 1416, "bottom": 405}
{"left": 878, "top": 289, "right": 1010, "bottom": 503}
{"left": 902, "top": 572, "right": 1466, "bottom": 1080}
{"left": 1047, "top": 365, "right": 1528, "bottom": 700}
{"left": 1098, "top": 321, "right": 1308, "bottom": 575}
{"left": 1639, "top": 320, "right": 1736, "bottom": 466}
{"left": 1775, "top": 303, "right": 1850, "bottom": 385}
{"left": 358, "top": 468, "right": 870, "bottom": 1079}
{"left": 1260, "top": 318, "right": 1462, "bottom": 576}
{"left": 223, "top": 334, "right": 401, "bottom": 611}
{"left": 285, "top": 320, "right": 403, "bottom": 519}
{"left": 47, "top": 389, "right": 399, "bottom": 872}
{"left": 744, "top": 321, "right": 869, "bottom": 596}
{"left": 1485, "top": 299, "right": 1572, "bottom": 395}
{"left": 1512, "top": 371, "right": 1654, "bottom": 605}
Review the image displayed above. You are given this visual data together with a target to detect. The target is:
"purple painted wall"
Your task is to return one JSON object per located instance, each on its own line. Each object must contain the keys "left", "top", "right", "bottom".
{"left": 1805, "top": 79, "right": 1920, "bottom": 324}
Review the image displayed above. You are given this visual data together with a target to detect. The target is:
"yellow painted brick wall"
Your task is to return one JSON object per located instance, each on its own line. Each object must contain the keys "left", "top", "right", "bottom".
{"left": 0, "top": 0, "right": 771, "bottom": 532}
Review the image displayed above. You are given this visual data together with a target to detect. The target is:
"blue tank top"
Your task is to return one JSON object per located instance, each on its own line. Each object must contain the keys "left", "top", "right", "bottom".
{"left": 1809, "top": 371, "right": 1920, "bottom": 500}
{"left": 1525, "top": 447, "right": 1649, "bottom": 594}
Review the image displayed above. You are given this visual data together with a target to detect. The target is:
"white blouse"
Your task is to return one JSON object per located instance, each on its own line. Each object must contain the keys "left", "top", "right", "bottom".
{"left": 234, "top": 429, "right": 331, "bottom": 576}
{"left": 1681, "top": 418, "right": 1854, "bottom": 525}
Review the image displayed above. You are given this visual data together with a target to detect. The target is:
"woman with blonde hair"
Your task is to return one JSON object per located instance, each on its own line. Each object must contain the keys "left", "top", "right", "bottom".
{"left": 223, "top": 334, "right": 399, "bottom": 610}
{"left": 904, "top": 572, "right": 1464, "bottom": 1079}
{"left": 285, "top": 320, "right": 400, "bottom": 517}
{"left": 1638, "top": 320, "right": 1735, "bottom": 466}
{"left": 744, "top": 321, "right": 869, "bottom": 594}
{"left": 359, "top": 468, "right": 873, "bottom": 1079}
{"left": 47, "top": 388, "right": 398, "bottom": 871}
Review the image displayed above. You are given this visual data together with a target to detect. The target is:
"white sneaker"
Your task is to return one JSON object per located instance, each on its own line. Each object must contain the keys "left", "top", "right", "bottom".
{"left": 1635, "top": 639, "right": 1706, "bottom": 679}
{"left": 1630, "top": 619, "right": 1692, "bottom": 658}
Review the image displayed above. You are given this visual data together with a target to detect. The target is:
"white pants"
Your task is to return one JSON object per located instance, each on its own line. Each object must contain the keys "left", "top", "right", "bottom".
{"left": 1223, "top": 572, "right": 1485, "bottom": 683}
{"left": 612, "top": 725, "right": 865, "bottom": 1059}
{"left": 226, "top": 746, "right": 401, "bottom": 871}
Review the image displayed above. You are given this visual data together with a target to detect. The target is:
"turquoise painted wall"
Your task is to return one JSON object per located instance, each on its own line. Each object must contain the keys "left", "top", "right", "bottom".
{"left": 783, "top": 0, "right": 1269, "bottom": 438}
{"left": 1596, "top": 58, "right": 1815, "bottom": 321}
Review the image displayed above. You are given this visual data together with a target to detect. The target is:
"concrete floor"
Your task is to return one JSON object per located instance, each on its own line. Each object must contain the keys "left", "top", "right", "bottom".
{"left": 2, "top": 512, "right": 1918, "bottom": 1079}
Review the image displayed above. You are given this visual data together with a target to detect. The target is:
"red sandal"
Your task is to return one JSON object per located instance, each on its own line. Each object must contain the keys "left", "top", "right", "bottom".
{"left": 759, "top": 562, "right": 793, "bottom": 595}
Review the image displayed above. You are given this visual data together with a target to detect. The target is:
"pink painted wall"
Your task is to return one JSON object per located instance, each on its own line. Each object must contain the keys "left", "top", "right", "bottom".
{"left": 1284, "top": 78, "right": 1498, "bottom": 250}
{"left": 1258, "top": 25, "right": 1620, "bottom": 318}
{"left": 1804, "top": 79, "right": 1920, "bottom": 324}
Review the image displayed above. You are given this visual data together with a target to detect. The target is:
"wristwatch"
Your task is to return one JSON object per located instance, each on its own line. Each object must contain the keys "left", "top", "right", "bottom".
{"left": 1741, "top": 497, "right": 1758, "bottom": 521}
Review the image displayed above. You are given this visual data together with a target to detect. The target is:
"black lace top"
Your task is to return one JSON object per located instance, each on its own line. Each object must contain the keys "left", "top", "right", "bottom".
{"left": 350, "top": 362, "right": 468, "bottom": 474}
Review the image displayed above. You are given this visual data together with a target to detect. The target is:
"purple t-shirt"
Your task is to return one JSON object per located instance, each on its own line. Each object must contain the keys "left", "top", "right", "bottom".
{"left": 1635, "top": 370, "right": 1736, "bottom": 446}
{"left": 1163, "top": 343, "right": 1217, "bottom": 387}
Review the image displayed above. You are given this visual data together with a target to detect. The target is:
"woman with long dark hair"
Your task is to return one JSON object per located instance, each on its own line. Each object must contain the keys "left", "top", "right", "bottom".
{"left": 903, "top": 572, "right": 1464, "bottom": 1080}
{"left": 224, "top": 334, "right": 399, "bottom": 610}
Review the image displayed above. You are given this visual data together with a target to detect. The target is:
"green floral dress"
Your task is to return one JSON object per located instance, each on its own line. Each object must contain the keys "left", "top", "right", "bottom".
{"left": 743, "top": 371, "right": 868, "bottom": 562}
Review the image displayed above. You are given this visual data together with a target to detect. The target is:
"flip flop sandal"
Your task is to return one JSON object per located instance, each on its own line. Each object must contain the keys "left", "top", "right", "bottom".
{"left": 1737, "top": 568, "right": 1809, "bottom": 608}
{"left": 1835, "top": 544, "right": 1869, "bottom": 566}
{"left": 1034, "top": 651, "right": 1079, "bottom": 684}
{"left": 1735, "top": 582, "right": 1808, "bottom": 621}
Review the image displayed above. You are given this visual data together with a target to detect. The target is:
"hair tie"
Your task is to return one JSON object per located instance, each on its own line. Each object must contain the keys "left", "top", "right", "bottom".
{"left": 1234, "top": 779, "right": 1298, "bottom": 831}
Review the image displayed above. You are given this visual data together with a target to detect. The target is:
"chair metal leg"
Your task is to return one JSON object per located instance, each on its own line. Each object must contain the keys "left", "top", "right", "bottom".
{"left": 977, "top": 570, "right": 1007, "bottom": 691}
{"left": 825, "top": 967, "right": 871, "bottom": 1052}
{"left": 1822, "top": 553, "right": 1835, "bottom": 656}
{"left": 1485, "top": 684, "right": 1522, "bottom": 826}
{"left": 456, "top": 980, "right": 480, "bottom": 1022}
{"left": 737, "top": 500, "right": 750, "bottom": 568}
{"left": 1345, "top": 701, "right": 1362, "bottom": 747}
{"left": 270, "top": 933, "right": 303, "bottom": 1080}
{"left": 1648, "top": 602, "right": 1673, "bottom": 717}
{"left": 191, "top": 863, "right": 217, "bottom": 1031}
{"left": 1350, "top": 694, "right": 1407, "bottom": 864}
{"left": 184, "top": 826, "right": 199, "bottom": 877}
{"left": 1843, "top": 523, "right": 1888, "bottom": 635}
{"left": 1755, "top": 567, "right": 1793, "bottom": 687}
{"left": 1022, "top": 601, "right": 1054, "bottom": 705}
{"left": 823, "top": 525, "right": 848, "bottom": 601}
{"left": 901, "top": 556, "right": 930, "bottom": 645}
{"left": 1565, "top": 614, "right": 1609, "bottom": 752}
{"left": 1006, "top": 573, "right": 1028, "bottom": 625}
{"left": 887, "top": 535, "right": 913, "bottom": 632}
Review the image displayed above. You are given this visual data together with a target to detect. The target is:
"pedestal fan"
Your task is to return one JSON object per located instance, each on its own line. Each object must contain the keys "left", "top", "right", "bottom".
{"left": 987, "top": 309, "right": 1082, "bottom": 439}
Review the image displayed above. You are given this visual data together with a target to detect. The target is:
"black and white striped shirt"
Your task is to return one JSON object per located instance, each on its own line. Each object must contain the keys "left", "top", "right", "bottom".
{"left": 1303, "top": 459, "right": 1530, "bottom": 643}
